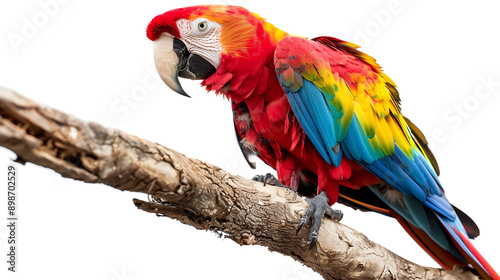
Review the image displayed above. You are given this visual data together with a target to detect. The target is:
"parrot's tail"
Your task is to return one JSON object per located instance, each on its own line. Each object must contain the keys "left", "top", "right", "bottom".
{"left": 367, "top": 186, "right": 499, "bottom": 280}
{"left": 391, "top": 209, "right": 499, "bottom": 280}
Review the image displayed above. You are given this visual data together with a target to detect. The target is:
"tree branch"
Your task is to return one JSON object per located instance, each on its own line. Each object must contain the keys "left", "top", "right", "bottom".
{"left": 0, "top": 87, "right": 478, "bottom": 280}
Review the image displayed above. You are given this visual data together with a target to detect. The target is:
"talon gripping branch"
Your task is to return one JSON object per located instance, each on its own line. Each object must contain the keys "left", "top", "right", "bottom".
{"left": 146, "top": 5, "right": 499, "bottom": 279}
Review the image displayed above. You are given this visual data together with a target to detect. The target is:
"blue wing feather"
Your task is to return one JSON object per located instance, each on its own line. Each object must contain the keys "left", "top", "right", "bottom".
{"left": 287, "top": 91, "right": 332, "bottom": 164}
{"left": 285, "top": 80, "right": 342, "bottom": 167}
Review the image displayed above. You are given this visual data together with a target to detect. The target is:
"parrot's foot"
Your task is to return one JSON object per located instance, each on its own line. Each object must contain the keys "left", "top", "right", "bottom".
{"left": 252, "top": 173, "right": 301, "bottom": 196}
{"left": 252, "top": 173, "right": 287, "bottom": 188}
{"left": 297, "top": 191, "right": 343, "bottom": 249}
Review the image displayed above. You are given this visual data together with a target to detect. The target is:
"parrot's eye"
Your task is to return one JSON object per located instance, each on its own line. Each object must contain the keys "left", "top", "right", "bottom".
{"left": 198, "top": 21, "right": 208, "bottom": 31}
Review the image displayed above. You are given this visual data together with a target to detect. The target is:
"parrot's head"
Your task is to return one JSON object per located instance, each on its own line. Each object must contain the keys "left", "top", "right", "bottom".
{"left": 146, "top": 5, "right": 287, "bottom": 98}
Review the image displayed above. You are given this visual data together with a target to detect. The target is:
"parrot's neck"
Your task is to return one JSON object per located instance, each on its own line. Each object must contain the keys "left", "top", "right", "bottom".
{"left": 260, "top": 19, "right": 289, "bottom": 46}
{"left": 202, "top": 22, "right": 289, "bottom": 103}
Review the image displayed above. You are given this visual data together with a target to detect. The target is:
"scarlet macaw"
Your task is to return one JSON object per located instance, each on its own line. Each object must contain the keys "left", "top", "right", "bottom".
{"left": 146, "top": 5, "right": 499, "bottom": 279}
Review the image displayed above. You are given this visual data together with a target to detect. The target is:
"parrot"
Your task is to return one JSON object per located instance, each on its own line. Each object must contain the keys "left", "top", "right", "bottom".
{"left": 146, "top": 5, "right": 499, "bottom": 279}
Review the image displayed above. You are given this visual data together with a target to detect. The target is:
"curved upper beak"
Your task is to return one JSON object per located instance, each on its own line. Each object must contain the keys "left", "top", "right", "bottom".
{"left": 153, "top": 33, "right": 189, "bottom": 97}
{"left": 153, "top": 33, "right": 217, "bottom": 98}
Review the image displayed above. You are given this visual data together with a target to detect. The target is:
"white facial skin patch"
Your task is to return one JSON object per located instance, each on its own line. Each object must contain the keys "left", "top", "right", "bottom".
{"left": 176, "top": 18, "right": 222, "bottom": 69}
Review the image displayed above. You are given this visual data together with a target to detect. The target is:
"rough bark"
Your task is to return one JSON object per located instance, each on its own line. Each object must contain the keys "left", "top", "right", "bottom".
{"left": 0, "top": 86, "right": 479, "bottom": 280}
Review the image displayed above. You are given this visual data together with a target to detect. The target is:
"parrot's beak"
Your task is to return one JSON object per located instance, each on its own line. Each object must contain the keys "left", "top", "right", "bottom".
{"left": 153, "top": 33, "right": 188, "bottom": 97}
{"left": 153, "top": 33, "right": 216, "bottom": 98}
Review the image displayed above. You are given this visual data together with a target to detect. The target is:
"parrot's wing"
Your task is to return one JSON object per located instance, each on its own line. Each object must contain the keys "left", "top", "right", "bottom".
{"left": 274, "top": 36, "right": 497, "bottom": 279}
{"left": 232, "top": 102, "right": 257, "bottom": 169}
{"left": 233, "top": 121, "right": 257, "bottom": 169}
{"left": 404, "top": 116, "right": 440, "bottom": 176}
{"left": 274, "top": 36, "right": 446, "bottom": 215}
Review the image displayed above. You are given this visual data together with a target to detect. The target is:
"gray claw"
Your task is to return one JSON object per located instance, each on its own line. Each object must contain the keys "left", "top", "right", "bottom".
{"left": 252, "top": 173, "right": 287, "bottom": 188}
{"left": 297, "top": 191, "right": 343, "bottom": 248}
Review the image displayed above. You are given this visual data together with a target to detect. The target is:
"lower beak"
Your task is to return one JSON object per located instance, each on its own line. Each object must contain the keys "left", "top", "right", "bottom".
{"left": 153, "top": 33, "right": 216, "bottom": 98}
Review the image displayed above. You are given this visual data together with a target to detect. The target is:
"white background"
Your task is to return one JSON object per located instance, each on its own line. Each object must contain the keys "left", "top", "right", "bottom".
{"left": 1, "top": 0, "right": 499, "bottom": 279}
